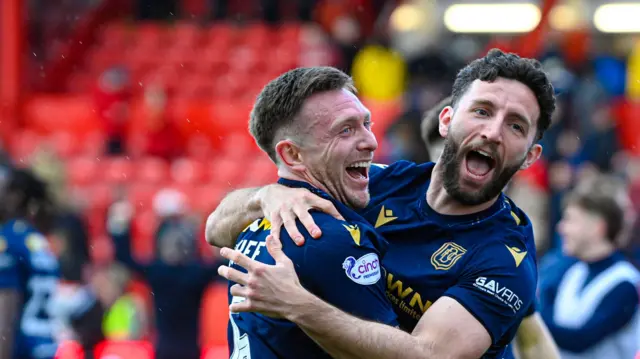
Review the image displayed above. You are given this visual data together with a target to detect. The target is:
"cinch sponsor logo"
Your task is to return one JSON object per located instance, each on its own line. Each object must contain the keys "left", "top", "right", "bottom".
{"left": 474, "top": 277, "right": 523, "bottom": 312}
{"left": 342, "top": 253, "right": 381, "bottom": 285}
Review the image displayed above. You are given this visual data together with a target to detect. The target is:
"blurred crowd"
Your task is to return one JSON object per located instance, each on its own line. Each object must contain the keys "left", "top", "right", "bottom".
{"left": 5, "top": 0, "right": 640, "bottom": 358}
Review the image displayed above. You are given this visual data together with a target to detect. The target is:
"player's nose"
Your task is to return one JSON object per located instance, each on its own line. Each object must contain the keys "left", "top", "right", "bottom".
{"left": 480, "top": 118, "right": 503, "bottom": 144}
{"left": 357, "top": 128, "right": 378, "bottom": 152}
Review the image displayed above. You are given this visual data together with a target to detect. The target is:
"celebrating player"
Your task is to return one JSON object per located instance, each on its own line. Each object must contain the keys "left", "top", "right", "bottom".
{"left": 419, "top": 95, "right": 559, "bottom": 359}
{"left": 211, "top": 49, "right": 556, "bottom": 358}
{"left": 0, "top": 169, "right": 59, "bottom": 359}
{"left": 223, "top": 67, "right": 398, "bottom": 358}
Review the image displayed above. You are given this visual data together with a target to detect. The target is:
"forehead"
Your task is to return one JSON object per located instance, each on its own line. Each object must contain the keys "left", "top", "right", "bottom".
{"left": 460, "top": 78, "right": 540, "bottom": 126}
{"left": 300, "top": 89, "right": 369, "bottom": 130}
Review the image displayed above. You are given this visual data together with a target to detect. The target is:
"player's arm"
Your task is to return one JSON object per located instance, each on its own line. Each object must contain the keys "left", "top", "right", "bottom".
{"left": 0, "top": 239, "right": 23, "bottom": 359}
{"left": 205, "top": 185, "right": 343, "bottom": 247}
{"left": 0, "top": 290, "right": 19, "bottom": 359}
{"left": 540, "top": 280, "right": 639, "bottom": 353}
{"left": 514, "top": 312, "right": 560, "bottom": 359}
{"left": 220, "top": 239, "right": 517, "bottom": 359}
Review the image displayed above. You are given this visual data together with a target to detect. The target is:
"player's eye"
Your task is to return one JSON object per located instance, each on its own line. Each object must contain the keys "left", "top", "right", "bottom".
{"left": 511, "top": 123, "right": 525, "bottom": 134}
{"left": 474, "top": 108, "right": 489, "bottom": 117}
{"left": 340, "top": 127, "right": 353, "bottom": 135}
{"left": 364, "top": 120, "right": 373, "bottom": 130}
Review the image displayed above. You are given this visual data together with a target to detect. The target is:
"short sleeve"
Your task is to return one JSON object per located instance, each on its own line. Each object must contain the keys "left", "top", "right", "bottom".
{"left": 442, "top": 241, "right": 536, "bottom": 344}
{"left": 282, "top": 217, "right": 398, "bottom": 327}
{"left": 0, "top": 236, "right": 21, "bottom": 289}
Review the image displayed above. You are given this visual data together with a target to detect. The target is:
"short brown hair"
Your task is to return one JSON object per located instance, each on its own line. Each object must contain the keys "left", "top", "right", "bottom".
{"left": 566, "top": 175, "right": 629, "bottom": 242}
{"left": 249, "top": 67, "right": 356, "bottom": 163}
{"left": 421, "top": 96, "right": 451, "bottom": 150}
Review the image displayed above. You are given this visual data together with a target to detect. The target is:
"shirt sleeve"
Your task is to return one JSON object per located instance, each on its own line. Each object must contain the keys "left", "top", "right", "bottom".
{"left": 282, "top": 217, "right": 398, "bottom": 327}
{"left": 541, "top": 281, "right": 639, "bottom": 353}
{"left": 0, "top": 236, "right": 20, "bottom": 289}
{"left": 442, "top": 241, "right": 537, "bottom": 344}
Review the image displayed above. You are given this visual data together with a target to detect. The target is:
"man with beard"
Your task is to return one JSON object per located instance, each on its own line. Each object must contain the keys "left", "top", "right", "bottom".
{"left": 209, "top": 49, "right": 556, "bottom": 358}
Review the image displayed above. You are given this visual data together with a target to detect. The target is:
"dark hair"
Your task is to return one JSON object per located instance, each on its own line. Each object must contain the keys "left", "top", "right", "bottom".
{"left": 2, "top": 168, "right": 55, "bottom": 233}
{"left": 567, "top": 176, "right": 628, "bottom": 243}
{"left": 451, "top": 49, "right": 555, "bottom": 142}
{"left": 249, "top": 67, "right": 356, "bottom": 163}
{"left": 421, "top": 96, "right": 451, "bottom": 150}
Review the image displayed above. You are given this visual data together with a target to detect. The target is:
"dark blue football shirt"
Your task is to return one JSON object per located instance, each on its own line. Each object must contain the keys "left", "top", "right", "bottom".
{"left": 0, "top": 219, "right": 59, "bottom": 359}
{"left": 362, "top": 161, "right": 538, "bottom": 359}
{"left": 227, "top": 178, "right": 398, "bottom": 359}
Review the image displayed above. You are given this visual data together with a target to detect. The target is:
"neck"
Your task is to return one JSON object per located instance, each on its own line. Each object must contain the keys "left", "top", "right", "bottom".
{"left": 277, "top": 168, "right": 331, "bottom": 197}
{"left": 427, "top": 161, "right": 499, "bottom": 216}
{"left": 578, "top": 241, "right": 616, "bottom": 263}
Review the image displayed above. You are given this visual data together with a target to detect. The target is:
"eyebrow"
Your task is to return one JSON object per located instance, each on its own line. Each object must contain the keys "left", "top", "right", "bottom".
{"left": 470, "top": 99, "right": 531, "bottom": 128}
{"left": 333, "top": 112, "right": 372, "bottom": 128}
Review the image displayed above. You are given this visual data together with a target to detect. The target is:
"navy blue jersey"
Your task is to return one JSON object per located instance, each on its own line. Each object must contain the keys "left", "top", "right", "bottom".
{"left": 0, "top": 219, "right": 59, "bottom": 359}
{"left": 362, "top": 161, "right": 538, "bottom": 358}
{"left": 227, "top": 178, "right": 398, "bottom": 359}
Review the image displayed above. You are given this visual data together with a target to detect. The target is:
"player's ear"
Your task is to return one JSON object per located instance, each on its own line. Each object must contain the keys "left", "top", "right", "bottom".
{"left": 520, "top": 143, "right": 542, "bottom": 170}
{"left": 275, "top": 139, "right": 305, "bottom": 171}
{"left": 438, "top": 106, "right": 454, "bottom": 138}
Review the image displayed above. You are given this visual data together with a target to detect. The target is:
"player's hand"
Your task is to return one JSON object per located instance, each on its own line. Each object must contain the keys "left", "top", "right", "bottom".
{"left": 257, "top": 184, "right": 343, "bottom": 246}
{"left": 218, "top": 235, "right": 310, "bottom": 319}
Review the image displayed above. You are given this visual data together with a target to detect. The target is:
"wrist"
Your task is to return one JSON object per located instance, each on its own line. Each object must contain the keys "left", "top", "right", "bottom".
{"left": 284, "top": 287, "right": 324, "bottom": 324}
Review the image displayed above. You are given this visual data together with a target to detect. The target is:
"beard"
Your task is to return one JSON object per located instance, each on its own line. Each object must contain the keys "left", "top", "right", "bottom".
{"left": 439, "top": 136, "right": 524, "bottom": 206}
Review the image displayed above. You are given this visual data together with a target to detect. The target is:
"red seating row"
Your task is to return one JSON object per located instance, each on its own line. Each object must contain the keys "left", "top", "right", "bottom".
{"left": 97, "top": 21, "right": 302, "bottom": 50}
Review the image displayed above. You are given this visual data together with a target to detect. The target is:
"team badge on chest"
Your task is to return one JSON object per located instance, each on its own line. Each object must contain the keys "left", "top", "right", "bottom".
{"left": 430, "top": 242, "right": 467, "bottom": 270}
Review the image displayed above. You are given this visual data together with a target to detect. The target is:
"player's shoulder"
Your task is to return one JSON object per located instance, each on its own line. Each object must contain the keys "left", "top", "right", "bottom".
{"left": 306, "top": 211, "right": 382, "bottom": 251}
{"left": 370, "top": 160, "right": 434, "bottom": 181}
{"left": 0, "top": 219, "right": 46, "bottom": 250}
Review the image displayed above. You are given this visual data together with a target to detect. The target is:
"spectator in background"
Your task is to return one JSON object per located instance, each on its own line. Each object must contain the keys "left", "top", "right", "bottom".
{"left": 108, "top": 189, "right": 219, "bottom": 359}
{"left": 539, "top": 175, "right": 639, "bottom": 359}
{"left": 94, "top": 67, "right": 131, "bottom": 156}
{"left": 142, "top": 83, "right": 183, "bottom": 161}
{"left": 30, "top": 149, "right": 91, "bottom": 284}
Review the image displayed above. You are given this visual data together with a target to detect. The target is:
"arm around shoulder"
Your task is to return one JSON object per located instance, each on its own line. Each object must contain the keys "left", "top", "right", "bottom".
{"left": 205, "top": 187, "right": 265, "bottom": 248}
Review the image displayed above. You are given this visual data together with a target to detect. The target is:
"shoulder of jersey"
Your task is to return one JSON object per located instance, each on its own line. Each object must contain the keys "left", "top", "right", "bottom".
{"left": 240, "top": 212, "right": 365, "bottom": 246}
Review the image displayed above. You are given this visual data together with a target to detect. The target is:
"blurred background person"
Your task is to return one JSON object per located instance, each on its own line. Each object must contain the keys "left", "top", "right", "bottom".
{"left": 539, "top": 175, "right": 639, "bottom": 359}
{"left": 107, "top": 189, "right": 219, "bottom": 359}
{"left": 0, "top": 169, "right": 59, "bottom": 359}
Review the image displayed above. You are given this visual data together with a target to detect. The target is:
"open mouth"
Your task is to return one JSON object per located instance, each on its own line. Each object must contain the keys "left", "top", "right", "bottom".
{"left": 465, "top": 149, "right": 496, "bottom": 177}
{"left": 346, "top": 161, "right": 370, "bottom": 181}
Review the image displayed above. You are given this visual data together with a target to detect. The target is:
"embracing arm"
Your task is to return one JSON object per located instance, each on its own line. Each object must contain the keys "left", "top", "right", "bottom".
{"left": 220, "top": 238, "right": 491, "bottom": 359}
{"left": 290, "top": 293, "right": 489, "bottom": 359}
{"left": 514, "top": 313, "right": 560, "bottom": 359}
{"left": 206, "top": 184, "right": 344, "bottom": 248}
{"left": 205, "top": 187, "right": 264, "bottom": 248}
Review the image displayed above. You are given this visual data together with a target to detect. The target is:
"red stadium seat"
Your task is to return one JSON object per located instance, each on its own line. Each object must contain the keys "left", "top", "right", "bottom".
{"left": 208, "top": 157, "right": 241, "bottom": 187}
{"left": 66, "top": 157, "right": 100, "bottom": 186}
{"left": 219, "top": 132, "right": 257, "bottom": 160}
{"left": 202, "top": 345, "right": 229, "bottom": 359}
{"left": 137, "top": 157, "right": 170, "bottom": 185}
{"left": 94, "top": 341, "right": 154, "bottom": 359}
{"left": 191, "top": 185, "right": 227, "bottom": 214}
{"left": 48, "top": 132, "right": 81, "bottom": 159}
{"left": 81, "top": 131, "right": 107, "bottom": 158}
{"left": 128, "top": 183, "right": 159, "bottom": 212}
{"left": 104, "top": 157, "right": 136, "bottom": 184}
{"left": 185, "top": 134, "right": 215, "bottom": 161}
{"left": 8, "top": 129, "right": 41, "bottom": 162}
{"left": 171, "top": 158, "right": 206, "bottom": 184}
{"left": 98, "top": 22, "right": 130, "bottom": 49}
{"left": 54, "top": 340, "right": 84, "bottom": 359}
{"left": 88, "top": 183, "right": 115, "bottom": 210}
